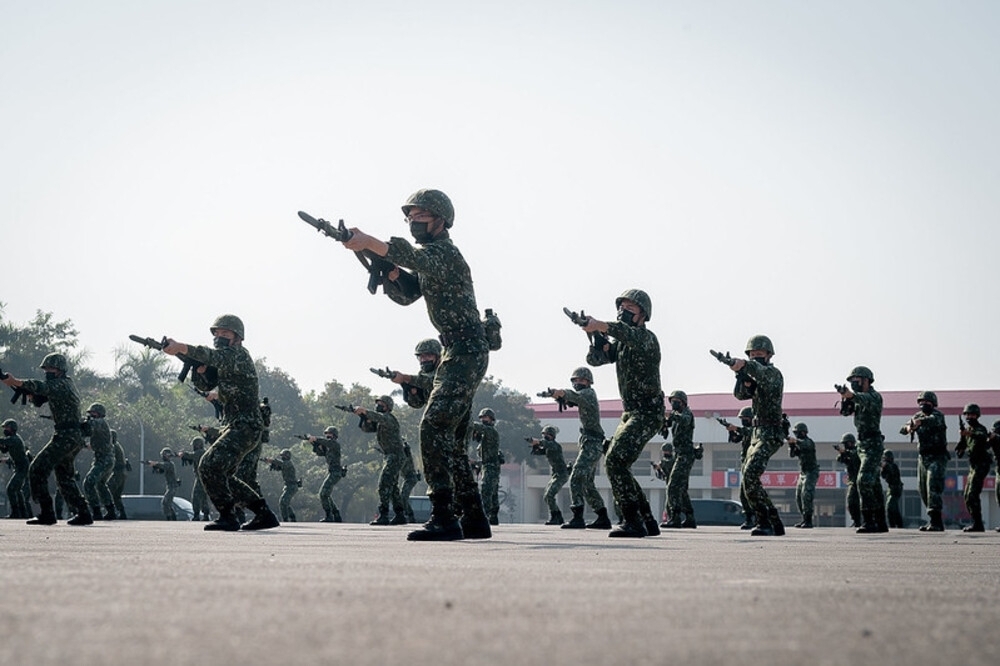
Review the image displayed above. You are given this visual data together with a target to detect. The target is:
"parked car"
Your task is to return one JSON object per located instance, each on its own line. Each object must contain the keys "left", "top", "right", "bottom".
{"left": 689, "top": 498, "right": 745, "bottom": 526}
{"left": 408, "top": 496, "right": 431, "bottom": 523}
{"left": 121, "top": 495, "right": 195, "bottom": 521}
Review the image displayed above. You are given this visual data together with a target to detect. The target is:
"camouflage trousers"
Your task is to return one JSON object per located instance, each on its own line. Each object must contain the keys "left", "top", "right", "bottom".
{"left": 419, "top": 351, "right": 488, "bottom": 500}
{"left": 917, "top": 454, "right": 948, "bottom": 513}
{"left": 83, "top": 453, "right": 115, "bottom": 509}
{"left": 320, "top": 469, "right": 344, "bottom": 515}
{"left": 543, "top": 469, "right": 569, "bottom": 514}
{"left": 886, "top": 483, "right": 903, "bottom": 524}
{"left": 741, "top": 428, "right": 783, "bottom": 520}
{"left": 377, "top": 451, "right": 404, "bottom": 512}
{"left": 964, "top": 463, "right": 991, "bottom": 514}
{"left": 400, "top": 469, "right": 421, "bottom": 519}
{"left": 234, "top": 436, "right": 263, "bottom": 496}
{"left": 739, "top": 447, "right": 753, "bottom": 518}
{"left": 198, "top": 422, "right": 264, "bottom": 513}
{"left": 795, "top": 469, "right": 819, "bottom": 515}
{"left": 480, "top": 462, "right": 501, "bottom": 517}
{"left": 845, "top": 480, "right": 860, "bottom": 524}
{"left": 279, "top": 483, "right": 298, "bottom": 520}
{"left": 857, "top": 439, "right": 885, "bottom": 514}
{"left": 568, "top": 436, "right": 605, "bottom": 511}
{"left": 6, "top": 463, "right": 29, "bottom": 516}
{"left": 110, "top": 468, "right": 127, "bottom": 516}
{"left": 606, "top": 410, "right": 663, "bottom": 513}
{"left": 29, "top": 430, "right": 87, "bottom": 515}
{"left": 191, "top": 478, "right": 211, "bottom": 519}
{"left": 161, "top": 483, "right": 176, "bottom": 520}
{"left": 667, "top": 448, "right": 695, "bottom": 517}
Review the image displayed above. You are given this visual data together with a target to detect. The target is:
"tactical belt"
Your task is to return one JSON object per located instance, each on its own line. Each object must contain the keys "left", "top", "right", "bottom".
{"left": 580, "top": 428, "right": 605, "bottom": 440}
{"left": 858, "top": 431, "right": 884, "bottom": 442}
{"left": 752, "top": 418, "right": 783, "bottom": 428}
{"left": 622, "top": 393, "right": 664, "bottom": 413}
{"left": 439, "top": 323, "right": 485, "bottom": 347}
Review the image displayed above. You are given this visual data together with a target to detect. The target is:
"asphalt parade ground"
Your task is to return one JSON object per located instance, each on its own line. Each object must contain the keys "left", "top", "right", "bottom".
{"left": 2, "top": 520, "right": 998, "bottom": 666}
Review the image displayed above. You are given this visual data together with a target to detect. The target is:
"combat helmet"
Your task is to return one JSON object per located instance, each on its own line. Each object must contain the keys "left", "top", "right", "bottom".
{"left": 963, "top": 403, "right": 981, "bottom": 417}
{"left": 840, "top": 433, "right": 857, "bottom": 446}
{"left": 570, "top": 367, "right": 594, "bottom": 384}
{"left": 792, "top": 421, "right": 808, "bottom": 434}
{"left": 376, "top": 395, "right": 394, "bottom": 412}
{"left": 745, "top": 335, "right": 774, "bottom": 355}
{"left": 615, "top": 289, "right": 652, "bottom": 322}
{"left": 87, "top": 402, "right": 106, "bottom": 418}
{"left": 737, "top": 407, "right": 753, "bottom": 419}
{"left": 280, "top": 449, "right": 292, "bottom": 459}
{"left": 661, "top": 442, "right": 674, "bottom": 453}
{"left": 667, "top": 390, "right": 688, "bottom": 404}
{"left": 542, "top": 425, "right": 559, "bottom": 437}
{"left": 402, "top": 189, "right": 455, "bottom": 228}
{"left": 210, "top": 314, "right": 245, "bottom": 340}
{"left": 2, "top": 418, "right": 17, "bottom": 433}
{"left": 192, "top": 437, "right": 205, "bottom": 450}
{"left": 478, "top": 408, "right": 496, "bottom": 421}
{"left": 414, "top": 338, "right": 443, "bottom": 356}
{"left": 324, "top": 426, "right": 339, "bottom": 438}
{"left": 847, "top": 366, "right": 874, "bottom": 382}
{"left": 39, "top": 352, "right": 68, "bottom": 372}
{"left": 883, "top": 450, "right": 895, "bottom": 462}
{"left": 917, "top": 390, "right": 938, "bottom": 407}
{"left": 160, "top": 447, "right": 173, "bottom": 458}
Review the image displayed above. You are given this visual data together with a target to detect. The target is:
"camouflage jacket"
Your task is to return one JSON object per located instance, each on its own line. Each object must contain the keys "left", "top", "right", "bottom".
{"left": 912, "top": 409, "right": 948, "bottom": 457}
{"left": 363, "top": 409, "right": 403, "bottom": 456}
{"left": 663, "top": 408, "right": 695, "bottom": 454}
{"left": 532, "top": 438, "right": 568, "bottom": 475}
{"left": 183, "top": 344, "right": 263, "bottom": 429}
{"left": 470, "top": 422, "right": 501, "bottom": 465}
{"left": 0, "top": 433, "right": 28, "bottom": 469}
{"left": 560, "top": 385, "right": 605, "bottom": 441}
{"left": 837, "top": 448, "right": 861, "bottom": 481}
{"left": 319, "top": 438, "right": 342, "bottom": 472}
{"left": 150, "top": 460, "right": 178, "bottom": 489}
{"left": 401, "top": 444, "right": 420, "bottom": 482}
{"left": 789, "top": 435, "right": 819, "bottom": 474}
{"left": 961, "top": 420, "right": 992, "bottom": 467}
{"left": 384, "top": 233, "right": 488, "bottom": 356}
{"left": 402, "top": 369, "right": 435, "bottom": 409}
{"left": 178, "top": 446, "right": 206, "bottom": 471}
{"left": 269, "top": 459, "right": 298, "bottom": 486}
{"left": 86, "top": 417, "right": 113, "bottom": 459}
{"left": 740, "top": 360, "right": 783, "bottom": 431}
{"left": 588, "top": 322, "right": 662, "bottom": 414}
{"left": 20, "top": 374, "right": 82, "bottom": 431}
{"left": 880, "top": 460, "right": 903, "bottom": 491}
{"left": 851, "top": 389, "right": 883, "bottom": 441}
{"left": 113, "top": 440, "right": 127, "bottom": 471}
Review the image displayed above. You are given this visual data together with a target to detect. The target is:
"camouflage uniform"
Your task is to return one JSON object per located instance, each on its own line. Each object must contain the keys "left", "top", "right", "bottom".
{"left": 178, "top": 439, "right": 211, "bottom": 520}
{"left": 149, "top": 454, "right": 178, "bottom": 520}
{"left": 316, "top": 434, "right": 344, "bottom": 522}
{"left": 532, "top": 434, "right": 569, "bottom": 521}
{"left": 880, "top": 452, "right": 904, "bottom": 528}
{"left": 836, "top": 441, "right": 862, "bottom": 526}
{"left": 383, "top": 222, "right": 490, "bottom": 539}
{"left": 588, "top": 318, "right": 664, "bottom": 534}
{"left": 109, "top": 432, "right": 129, "bottom": 519}
{"left": 1, "top": 424, "right": 30, "bottom": 518}
{"left": 959, "top": 419, "right": 990, "bottom": 531}
{"left": 911, "top": 407, "right": 949, "bottom": 525}
{"left": 267, "top": 455, "right": 298, "bottom": 522}
{"left": 184, "top": 341, "right": 268, "bottom": 520}
{"left": 663, "top": 406, "right": 696, "bottom": 526}
{"left": 736, "top": 357, "right": 784, "bottom": 533}
{"left": 789, "top": 432, "right": 819, "bottom": 526}
{"left": 21, "top": 371, "right": 90, "bottom": 523}
{"left": 654, "top": 443, "right": 675, "bottom": 522}
{"left": 470, "top": 421, "right": 502, "bottom": 522}
{"left": 561, "top": 386, "right": 606, "bottom": 517}
{"left": 82, "top": 413, "right": 115, "bottom": 518}
{"left": 361, "top": 406, "right": 406, "bottom": 523}
{"left": 398, "top": 443, "right": 421, "bottom": 522}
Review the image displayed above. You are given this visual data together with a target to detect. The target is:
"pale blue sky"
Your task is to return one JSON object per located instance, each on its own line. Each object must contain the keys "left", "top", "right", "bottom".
{"left": 2, "top": 1, "right": 997, "bottom": 399}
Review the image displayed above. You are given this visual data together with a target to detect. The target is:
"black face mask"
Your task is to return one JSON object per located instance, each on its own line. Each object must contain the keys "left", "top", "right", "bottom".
{"left": 920, "top": 403, "right": 934, "bottom": 415}
{"left": 670, "top": 401, "right": 683, "bottom": 411}
{"left": 213, "top": 336, "right": 231, "bottom": 349}
{"left": 419, "top": 359, "right": 438, "bottom": 373}
{"left": 45, "top": 372, "right": 57, "bottom": 381}
{"left": 572, "top": 382, "right": 587, "bottom": 392}
{"left": 850, "top": 380, "right": 863, "bottom": 392}
{"left": 2, "top": 429, "right": 11, "bottom": 437}
{"left": 376, "top": 404, "right": 387, "bottom": 413}
{"left": 967, "top": 415, "right": 979, "bottom": 424}
{"left": 543, "top": 434, "right": 555, "bottom": 441}
{"left": 617, "top": 309, "right": 638, "bottom": 326}
{"left": 409, "top": 221, "right": 434, "bottom": 243}
{"left": 750, "top": 356, "right": 769, "bottom": 366}
{"left": 741, "top": 419, "right": 752, "bottom": 427}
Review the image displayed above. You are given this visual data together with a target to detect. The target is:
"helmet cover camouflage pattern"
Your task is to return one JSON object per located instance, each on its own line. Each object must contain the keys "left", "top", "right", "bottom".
{"left": 210, "top": 314, "right": 245, "bottom": 340}
{"left": 402, "top": 189, "right": 455, "bottom": 228}
{"left": 615, "top": 289, "right": 652, "bottom": 322}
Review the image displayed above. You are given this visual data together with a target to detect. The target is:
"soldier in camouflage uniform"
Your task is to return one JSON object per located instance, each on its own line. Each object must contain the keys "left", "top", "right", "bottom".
{"left": 309, "top": 426, "right": 344, "bottom": 522}
{"left": 662, "top": 390, "right": 697, "bottom": 529}
{"left": 82, "top": 402, "right": 116, "bottom": 520}
{"left": 342, "top": 189, "right": 491, "bottom": 541}
{"left": 541, "top": 368, "right": 610, "bottom": 530}
{"left": 163, "top": 314, "right": 279, "bottom": 531}
{"left": 580, "top": 289, "right": 664, "bottom": 538}
{"left": 837, "top": 366, "right": 887, "bottom": 533}
{"left": 720, "top": 407, "right": 755, "bottom": 529}
{"left": 469, "top": 409, "right": 502, "bottom": 526}
{"left": 109, "top": 430, "right": 129, "bottom": 520}
{"left": 956, "top": 403, "right": 990, "bottom": 532}
{"left": 1, "top": 419, "right": 30, "bottom": 518}
{"left": 353, "top": 396, "right": 407, "bottom": 525}
{"left": 264, "top": 449, "right": 299, "bottom": 522}
{"left": 880, "top": 450, "right": 904, "bottom": 528}
{"left": 990, "top": 420, "right": 1000, "bottom": 532}
{"left": 835, "top": 433, "right": 862, "bottom": 527}
{"left": 527, "top": 425, "right": 569, "bottom": 525}
{"left": 787, "top": 421, "right": 819, "bottom": 528}
{"left": 719, "top": 335, "right": 785, "bottom": 536}
{"left": 653, "top": 442, "right": 675, "bottom": 525}
{"left": 398, "top": 442, "right": 422, "bottom": 523}
{"left": 146, "top": 448, "right": 179, "bottom": 520}
{"left": 2, "top": 353, "right": 93, "bottom": 525}
{"left": 901, "top": 390, "right": 948, "bottom": 532}
{"left": 178, "top": 436, "right": 211, "bottom": 520}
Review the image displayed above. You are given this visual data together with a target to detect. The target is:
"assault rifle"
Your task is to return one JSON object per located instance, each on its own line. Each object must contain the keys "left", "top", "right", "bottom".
{"left": 189, "top": 385, "right": 223, "bottom": 421}
{"left": 834, "top": 384, "right": 855, "bottom": 416}
{"left": 536, "top": 388, "right": 567, "bottom": 412}
{"left": 369, "top": 366, "right": 398, "bottom": 380}
{"left": 0, "top": 366, "right": 47, "bottom": 407}
{"left": 128, "top": 335, "right": 211, "bottom": 384}
{"left": 956, "top": 413, "right": 967, "bottom": 458}
{"left": 709, "top": 350, "right": 736, "bottom": 366}
{"left": 563, "top": 307, "right": 610, "bottom": 357}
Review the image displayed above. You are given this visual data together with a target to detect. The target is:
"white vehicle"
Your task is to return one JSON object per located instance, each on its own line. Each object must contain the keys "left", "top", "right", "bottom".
{"left": 121, "top": 495, "right": 195, "bottom": 521}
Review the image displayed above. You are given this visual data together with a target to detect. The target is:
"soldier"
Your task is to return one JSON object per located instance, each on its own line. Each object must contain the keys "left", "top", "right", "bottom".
{"left": 145, "top": 448, "right": 179, "bottom": 520}
{"left": 662, "top": 390, "right": 697, "bottom": 529}
{"left": 880, "top": 450, "right": 904, "bottom": 528}
{"left": 398, "top": 441, "right": 422, "bottom": 523}
{"left": 1, "top": 419, "right": 30, "bottom": 518}
{"left": 353, "top": 396, "right": 407, "bottom": 526}
{"left": 1, "top": 353, "right": 93, "bottom": 525}
{"left": 835, "top": 433, "right": 862, "bottom": 527}
{"left": 82, "top": 402, "right": 116, "bottom": 520}
{"left": 109, "top": 430, "right": 129, "bottom": 520}
{"left": 469, "top": 408, "right": 503, "bottom": 526}
{"left": 900, "top": 390, "right": 948, "bottom": 532}
{"left": 309, "top": 426, "right": 344, "bottom": 522}
{"left": 717, "top": 335, "right": 785, "bottom": 536}
{"left": 386, "top": 338, "right": 441, "bottom": 410}
{"left": 836, "top": 366, "right": 887, "bottom": 533}
{"left": 543, "top": 368, "right": 610, "bottom": 530}
{"left": 527, "top": 425, "right": 569, "bottom": 525}
{"left": 341, "top": 189, "right": 491, "bottom": 541}
{"left": 955, "top": 403, "right": 990, "bottom": 533}
{"left": 787, "top": 421, "right": 819, "bottom": 529}
{"left": 162, "top": 314, "right": 279, "bottom": 531}
{"left": 580, "top": 289, "right": 663, "bottom": 538}
{"left": 720, "top": 407, "right": 755, "bottom": 529}
{"left": 264, "top": 449, "right": 299, "bottom": 522}
{"left": 653, "top": 442, "right": 675, "bottom": 526}
{"left": 178, "top": 436, "right": 211, "bottom": 520}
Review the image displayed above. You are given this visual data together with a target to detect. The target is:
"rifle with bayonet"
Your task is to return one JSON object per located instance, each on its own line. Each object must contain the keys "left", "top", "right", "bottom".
{"left": 128, "top": 335, "right": 214, "bottom": 384}
{"left": 563, "top": 307, "right": 611, "bottom": 363}
{"left": 189, "top": 385, "right": 223, "bottom": 421}
{"left": 536, "top": 388, "right": 567, "bottom": 412}
{"left": 0, "top": 366, "right": 47, "bottom": 407}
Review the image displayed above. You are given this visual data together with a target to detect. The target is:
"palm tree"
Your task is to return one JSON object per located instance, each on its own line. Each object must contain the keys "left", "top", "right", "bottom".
{"left": 115, "top": 346, "right": 174, "bottom": 400}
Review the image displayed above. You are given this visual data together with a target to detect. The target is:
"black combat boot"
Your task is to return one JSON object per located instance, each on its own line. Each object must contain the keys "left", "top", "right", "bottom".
{"left": 242, "top": 499, "right": 280, "bottom": 531}
{"left": 768, "top": 508, "right": 785, "bottom": 536}
{"left": 740, "top": 511, "right": 755, "bottom": 530}
{"left": 103, "top": 504, "right": 117, "bottom": 521}
{"left": 389, "top": 506, "right": 407, "bottom": 525}
{"left": 67, "top": 506, "right": 94, "bottom": 526}
{"left": 609, "top": 503, "right": 646, "bottom": 538}
{"left": 920, "top": 510, "right": 944, "bottom": 532}
{"left": 332, "top": 509, "right": 342, "bottom": 523}
{"left": 643, "top": 512, "right": 661, "bottom": 536}
{"left": 586, "top": 507, "right": 612, "bottom": 530}
{"left": 369, "top": 505, "right": 391, "bottom": 526}
{"left": 561, "top": 506, "right": 586, "bottom": 529}
{"left": 545, "top": 509, "right": 564, "bottom": 526}
{"left": 116, "top": 502, "right": 127, "bottom": 520}
{"left": 287, "top": 511, "right": 297, "bottom": 522}
{"left": 27, "top": 498, "right": 57, "bottom": 526}
{"left": 488, "top": 511, "right": 499, "bottom": 526}
{"left": 963, "top": 508, "right": 984, "bottom": 532}
{"left": 856, "top": 510, "right": 879, "bottom": 533}
{"left": 320, "top": 510, "right": 335, "bottom": 523}
{"left": 408, "top": 489, "right": 463, "bottom": 541}
{"left": 660, "top": 515, "right": 683, "bottom": 529}
{"left": 681, "top": 514, "right": 697, "bottom": 529}
{"left": 751, "top": 516, "right": 774, "bottom": 536}
{"left": 459, "top": 491, "right": 492, "bottom": 539}
{"left": 875, "top": 509, "right": 889, "bottom": 533}
{"left": 204, "top": 509, "right": 241, "bottom": 532}
{"left": 796, "top": 511, "right": 813, "bottom": 529}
